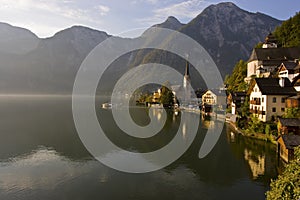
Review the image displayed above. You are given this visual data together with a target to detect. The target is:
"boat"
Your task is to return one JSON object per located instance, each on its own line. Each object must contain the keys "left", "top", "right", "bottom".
{"left": 102, "top": 102, "right": 112, "bottom": 109}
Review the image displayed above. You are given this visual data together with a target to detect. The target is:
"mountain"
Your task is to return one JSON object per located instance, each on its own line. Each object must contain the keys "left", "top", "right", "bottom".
{"left": 153, "top": 16, "right": 185, "bottom": 30}
{"left": 0, "top": 26, "right": 110, "bottom": 93}
{"left": 181, "top": 2, "right": 281, "bottom": 75}
{"left": 138, "top": 2, "right": 281, "bottom": 79}
{"left": 0, "top": 2, "right": 282, "bottom": 94}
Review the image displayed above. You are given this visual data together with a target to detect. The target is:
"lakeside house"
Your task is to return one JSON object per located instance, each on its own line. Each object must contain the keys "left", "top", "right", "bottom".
{"left": 277, "top": 118, "right": 300, "bottom": 162}
{"left": 227, "top": 92, "right": 247, "bottom": 115}
{"left": 277, "top": 134, "right": 300, "bottom": 163}
{"left": 278, "top": 118, "right": 300, "bottom": 135}
{"left": 247, "top": 78, "right": 297, "bottom": 122}
{"left": 202, "top": 89, "right": 226, "bottom": 114}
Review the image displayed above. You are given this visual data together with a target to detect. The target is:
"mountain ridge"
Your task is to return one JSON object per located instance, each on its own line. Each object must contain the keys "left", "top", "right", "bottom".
{"left": 0, "top": 2, "right": 283, "bottom": 94}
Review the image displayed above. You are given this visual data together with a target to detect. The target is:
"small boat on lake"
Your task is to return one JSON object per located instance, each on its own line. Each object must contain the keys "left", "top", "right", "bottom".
{"left": 102, "top": 102, "right": 112, "bottom": 109}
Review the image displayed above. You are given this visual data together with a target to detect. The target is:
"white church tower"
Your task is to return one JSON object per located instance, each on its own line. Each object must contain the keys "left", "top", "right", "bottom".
{"left": 183, "top": 60, "right": 191, "bottom": 104}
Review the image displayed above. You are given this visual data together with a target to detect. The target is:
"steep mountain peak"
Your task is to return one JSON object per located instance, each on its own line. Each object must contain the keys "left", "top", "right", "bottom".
{"left": 198, "top": 2, "right": 247, "bottom": 19}
{"left": 180, "top": 2, "right": 281, "bottom": 77}
{"left": 165, "top": 16, "right": 182, "bottom": 25}
{"left": 153, "top": 16, "right": 184, "bottom": 30}
{"left": 212, "top": 2, "right": 239, "bottom": 8}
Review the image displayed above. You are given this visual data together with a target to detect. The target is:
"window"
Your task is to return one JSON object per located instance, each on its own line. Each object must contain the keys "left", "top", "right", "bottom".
{"left": 261, "top": 106, "right": 264, "bottom": 111}
{"left": 273, "top": 97, "right": 276, "bottom": 103}
{"left": 272, "top": 107, "right": 276, "bottom": 112}
{"left": 281, "top": 98, "right": 285, "bottom": 103}
{"left": 281, "top": 108, "right": 285, "bottom": 112}
{"left": 262, "top": 97, "right": 264, "bottom": 103}
{"left": 254, "top": 88, "right": 257, "bottom": 92}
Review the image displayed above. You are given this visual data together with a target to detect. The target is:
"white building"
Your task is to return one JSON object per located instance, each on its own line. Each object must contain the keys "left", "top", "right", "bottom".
{"left": 202, "top": 89, "right": 226, "bottom": 110}
{"left": 278, "top": 61, "right": 300, "bottom": 82}
{"left": 248, "top": 78, "right": 297, "bottom": 122}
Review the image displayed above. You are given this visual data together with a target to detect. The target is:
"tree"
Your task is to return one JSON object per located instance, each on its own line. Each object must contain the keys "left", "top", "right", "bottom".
{"left": 240, "top": 96, "right": 250, "bottom": 118}
{"left": 255, "top": 42, "right": 263, "bottom": 48}
{"left": 160, "top": 85, "right": 175, "bottom": 107}
{"left": 274, "top": 12, "right": 300, "bottom": 47}
{"left": 284, "top": 108, "right": 300, "bottom": 118}
{"left": 266, "top": 146, "right": 300, "bottom": 200}
{"left": 246, "top": 115, "right": 264, "bottom": 134}
{"left": 225, "top": 60, "right": 248, "bottom": 92}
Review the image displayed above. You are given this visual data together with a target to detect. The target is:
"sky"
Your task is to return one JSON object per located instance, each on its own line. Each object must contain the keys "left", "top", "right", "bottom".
{"left": 0, "top": 0, "right": 299, "bottom": 38}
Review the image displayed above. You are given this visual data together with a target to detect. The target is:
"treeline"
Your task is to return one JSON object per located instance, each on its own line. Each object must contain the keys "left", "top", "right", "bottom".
{"left": 274, "top": 12, "right": 300, "bottom": 47}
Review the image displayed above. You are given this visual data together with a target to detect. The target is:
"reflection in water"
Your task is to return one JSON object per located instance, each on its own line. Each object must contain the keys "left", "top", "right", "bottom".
{"left": 230, "top": 132, "right": 235, "bottom": 142}
{"left": 202, "top": 119, "right": 215, "bottom": 129}
{"left": 0, "top": 97, "right": 279, "bottom": 200}
{"left": 226, "top": 127, "right": 278, "bottom": 182}
{"left": 0, "top": 146, "right": 99, "bottom": 191}
{"left": 182, "top": 122, "right": 186, "bottom": 140}
{"left": 244, "top": 149, "right": 265, "bottom": 179}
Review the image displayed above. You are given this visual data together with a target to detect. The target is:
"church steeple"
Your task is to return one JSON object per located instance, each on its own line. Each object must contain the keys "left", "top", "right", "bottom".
{"left": 183, "top": 60, "right": 191, "bottom": 104}
{"left": 185, "top": 61, "right": 190, "bottom": 77}
{"left": 183, "top": 60, "right": 191, "bottom": 89}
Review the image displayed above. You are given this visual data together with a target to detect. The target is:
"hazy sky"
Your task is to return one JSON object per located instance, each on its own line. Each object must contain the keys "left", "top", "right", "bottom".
{"left": 0, "top": 0, "right": 299, "bottom": 38}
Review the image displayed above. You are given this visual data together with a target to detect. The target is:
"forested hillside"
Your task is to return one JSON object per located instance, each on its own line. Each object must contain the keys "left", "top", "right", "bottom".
{"left": 274, "top": 12, "right": 300, "bottom": 47}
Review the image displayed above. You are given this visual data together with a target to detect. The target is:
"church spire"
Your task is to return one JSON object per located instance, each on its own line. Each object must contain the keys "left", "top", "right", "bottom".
{"left": 183, "top": 60, "right": 191, "bottom": 89}
{"left": 185, "top": 61, "right": 190, "bottom": 77}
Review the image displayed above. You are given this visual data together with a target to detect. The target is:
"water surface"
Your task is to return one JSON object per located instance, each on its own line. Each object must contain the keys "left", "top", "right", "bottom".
{"left": 0, "top": 96, "right": 278, "bottom": 200}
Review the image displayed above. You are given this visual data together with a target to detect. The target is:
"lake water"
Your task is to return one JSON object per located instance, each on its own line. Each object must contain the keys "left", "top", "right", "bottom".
{"left": 0, "top": 96, "right": 278, "bottom": 200}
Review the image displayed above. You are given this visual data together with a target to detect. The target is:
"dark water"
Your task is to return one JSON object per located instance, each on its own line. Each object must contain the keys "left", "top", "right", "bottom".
{"left": 0, "top": 96, "right": 278, "bottom": 200}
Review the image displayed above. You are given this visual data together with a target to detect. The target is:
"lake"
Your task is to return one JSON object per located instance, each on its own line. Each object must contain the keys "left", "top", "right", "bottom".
{"left": 0, "top": 96, "right": 278, "bottom": 200}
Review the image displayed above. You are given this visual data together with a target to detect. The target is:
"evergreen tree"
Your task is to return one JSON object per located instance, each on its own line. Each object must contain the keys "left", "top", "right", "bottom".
{"left": 274, "top": 12, "right": 300, "bottom": 47}
{"left": 225, "top": 60, "right": 248, "bottom": 92}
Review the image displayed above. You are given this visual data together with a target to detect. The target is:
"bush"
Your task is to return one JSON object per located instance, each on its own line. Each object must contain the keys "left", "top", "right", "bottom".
{"left": 247, "top": 115, "right": 264, "bottom": 133}
{"left": 266, "top": 146, "right": 300, "bottom": 200}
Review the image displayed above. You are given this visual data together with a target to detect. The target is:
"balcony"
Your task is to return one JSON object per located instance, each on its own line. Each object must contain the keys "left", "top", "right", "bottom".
{"left": 250, "top": 109, "right": 265, "bottom": 115}
{"left": 258, "top": 110, "right": 266, "bottom": 115}
{"left": 250, "top": 109, "right": 258, "bottom": 114}
{"left": 250, "top": 100, "right": 261, "bottom": 105}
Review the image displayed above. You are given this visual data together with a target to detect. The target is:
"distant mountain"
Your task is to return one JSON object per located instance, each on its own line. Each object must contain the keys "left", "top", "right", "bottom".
{"left": 153, "top": 16, "right": 185, "bottom": 30}
{"left": 0, "top": 2, "right": 282, "bottom": 94}
{"left": 0, "top": 22, "right": 39, "bottom": 55}
{"left": 0, "top": 26, "right": 110, "bottom": 93}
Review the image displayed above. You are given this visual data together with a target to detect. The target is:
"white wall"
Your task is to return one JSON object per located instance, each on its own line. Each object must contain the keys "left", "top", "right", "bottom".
{"left": 249, "top": 84, "right": 288, "bottom": 122}
{"left": 247, "top": 61, "right": 258, "bottom": 78}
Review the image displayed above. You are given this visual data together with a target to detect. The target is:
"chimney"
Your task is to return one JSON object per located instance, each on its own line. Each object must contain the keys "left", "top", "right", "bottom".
{"left": 279, "top": 77, "right": 285, "bottom": 87}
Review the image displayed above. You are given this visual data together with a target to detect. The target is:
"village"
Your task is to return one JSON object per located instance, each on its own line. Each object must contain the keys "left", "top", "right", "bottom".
{"left": 136, "top": 32, "right": 300, "bottom": 164}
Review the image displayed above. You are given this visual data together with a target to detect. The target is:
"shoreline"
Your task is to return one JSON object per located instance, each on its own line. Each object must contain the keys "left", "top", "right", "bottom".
{"left": 226, "top": 120, "right": 277, "bottom": 145}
